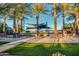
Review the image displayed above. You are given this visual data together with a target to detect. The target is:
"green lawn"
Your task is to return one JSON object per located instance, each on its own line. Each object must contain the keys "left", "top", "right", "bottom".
{"left": 4, "top": 43, "right": 79, "bottom": 56}
{"left": 0, "top": 41, "right": 8, "bottom": 45}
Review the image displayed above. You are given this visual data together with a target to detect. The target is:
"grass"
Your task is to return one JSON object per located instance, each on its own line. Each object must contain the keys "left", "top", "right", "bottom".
{"left": 4, "top": 43, "right": 79, "bottom": 56}
{"left": 0, "top": 41, "right": 8, "bottom": 45}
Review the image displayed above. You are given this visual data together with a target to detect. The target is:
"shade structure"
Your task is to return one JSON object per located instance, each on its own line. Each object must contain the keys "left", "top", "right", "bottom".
{"left": 27, "top": 22, "right": 51, "bottom": 29}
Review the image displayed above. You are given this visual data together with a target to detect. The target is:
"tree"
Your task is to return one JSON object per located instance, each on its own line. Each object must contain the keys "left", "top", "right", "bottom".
{"left": 16, "top": 4, "right": 31, "bottom": 33}
{"left": 66, "top": 13, "right": 76, "bottom": 33}
{"left": 9, "top": 3, "right": 31, "bottom": 37}
{"left": 58, "top": 3, "right": 71, "bottom": 36}
{"left": 0, "top": 21, "right": 8, "bottom": 33}
{"left": 68, "top": 4, "right": 79, "bottom": 34}
{"left": 53, "top": 4, "right": 57, "bottom": 35}
{"left": 0, "top": 22, "right": 4, "bottom": 33}
{"left": 49, "top": 3, "right": 62, "bottom": 36}
{"left": 0, "top": 3, "right": 10, "bottom": 35}
{"left": 31, "top": 3, "right": 48, "bottom": 37}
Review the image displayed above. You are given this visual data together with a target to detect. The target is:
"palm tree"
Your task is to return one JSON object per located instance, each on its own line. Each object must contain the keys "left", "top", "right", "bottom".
{"left": 0, "top": 3, "right": 10, "bottom": 36}
{"left": 58, "top": 3, "right": 70, "bottom": 36}
{"left": 66, "top": 13, "right": 76, "bottom": 33}
{"left": 0, "top": 22, "right": 4, "bottom": 33}
{"left": 50, "top": 3, "right": 62, "bottom": 36}
{"left": 69, "top": 4, "right": 79, "bottom": 35}
{"left": 16, "top": 4, "right": 31, "bottom": 33}
{"left": 9, "top": 3, "right": 31, "bottom": 37}
{"left": 53, "top": 4, "right": 57, "bottom": 35}
{"left": 31, "top": 3, "right": 48, "bottom": 37}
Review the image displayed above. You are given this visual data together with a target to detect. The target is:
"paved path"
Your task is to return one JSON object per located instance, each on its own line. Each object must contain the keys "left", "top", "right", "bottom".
{"left": 27, "top": 36, "right": 79, "bottom": 43}
{"left": 0, "top": 36, "right": 31, "bottom": 42}
{"left": 0, "top": 37, "right": 35, "bottom": 53}
{"left": 0, "top": 35, "right": 79, "bottom": 54}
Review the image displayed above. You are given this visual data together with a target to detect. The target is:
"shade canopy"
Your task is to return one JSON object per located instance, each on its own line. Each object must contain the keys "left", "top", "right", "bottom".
{"left": 27, "top": 22, "right": 51, "bottom": 29}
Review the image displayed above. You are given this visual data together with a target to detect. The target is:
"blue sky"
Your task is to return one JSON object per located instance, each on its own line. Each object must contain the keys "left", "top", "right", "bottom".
{"left": 0, "top": 3, "right": 71, "bottom": 31}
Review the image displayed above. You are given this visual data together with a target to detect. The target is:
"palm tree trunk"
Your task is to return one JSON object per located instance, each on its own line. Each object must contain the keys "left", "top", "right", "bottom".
{"left": 21, "top": 19, "right": 23, "bottom": 32}
{"left": 75, "top": 12, "right": 78, "bottom": 34}
{"left": 16, "top": 19, "right": 19, "bottom": 33}
{"left": 54, "top": 4, "right": 57, "bottom": 35}
{"left": 3, "top": 16, "right": 6, "bottom": 36}
{"left": 70, "top": 15, "right": 74, "bottom": 34}
{"left": 18, "top": 20, "right": 20, "bottom": 33}
{"left": 36, "top": 15, "right": 39, "bottom": 37}
{"left": 45, "top": 22, "right": 47, "bottom": 36}
{"left": 13, "top": 11, "right": 17, "bottom": 37}
{"left": 62, "top": 5, "right": 65, "bottom": 36}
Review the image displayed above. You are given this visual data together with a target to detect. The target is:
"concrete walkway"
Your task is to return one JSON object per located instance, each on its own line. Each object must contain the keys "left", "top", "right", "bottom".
{"left": 0, "top": 36, "right": 31, "bottom": 42}
{"left": 27, "top": 36, "right": 79, "bottom": 43}
{"left": 0, "top": 35, "right": 79, "bottom": 54}
{"left": 0, "top": 37, "right": 35, "bottom": 53}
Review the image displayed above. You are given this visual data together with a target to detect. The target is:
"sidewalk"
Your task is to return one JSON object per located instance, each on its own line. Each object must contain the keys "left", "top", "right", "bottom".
{"left": 27, "top": 36, "right": 79, "bottom": 43}
{"left": 0, "top": 37, "right": 35, "bottom": 53}
{"left": 0, "top": 36, "right": 31, "bottom": 42}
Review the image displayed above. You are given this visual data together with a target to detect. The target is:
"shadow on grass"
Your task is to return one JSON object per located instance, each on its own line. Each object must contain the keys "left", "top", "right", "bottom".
{"left": 4, "top": 43, "right": 79, "bottom": 56}
{"left": 0, "top": 41, "right": 8, "bottom": 45}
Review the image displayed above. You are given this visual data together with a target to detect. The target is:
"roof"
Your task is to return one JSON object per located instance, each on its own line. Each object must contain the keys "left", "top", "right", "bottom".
{"left": 27, "top": 23, "right": 51, "bottom": 29}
